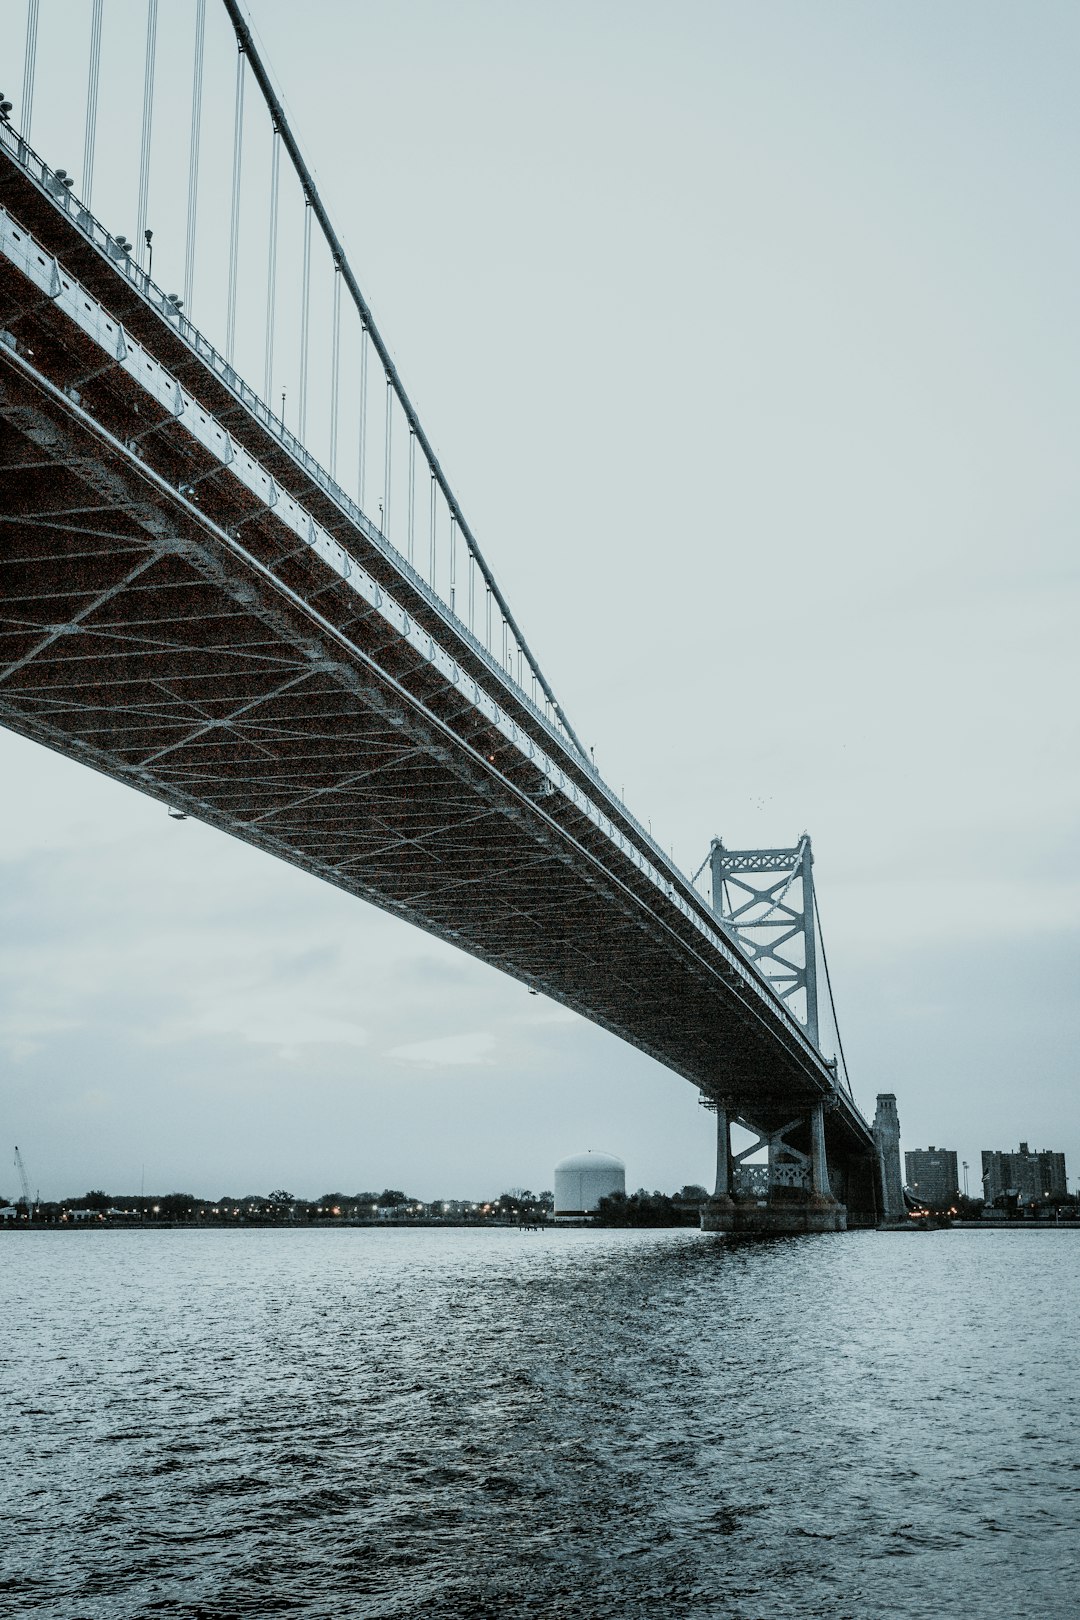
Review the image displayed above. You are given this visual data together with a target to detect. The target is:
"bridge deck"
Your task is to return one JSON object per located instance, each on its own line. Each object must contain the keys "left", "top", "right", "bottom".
{"left": 0, "top": 139, "right": 875, "bottom": 1163}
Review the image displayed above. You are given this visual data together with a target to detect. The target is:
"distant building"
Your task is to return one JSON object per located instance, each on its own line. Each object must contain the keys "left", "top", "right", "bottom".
{"left": 982, "top": 1143, "right": 1068, "bottom": 1207}
{"left": 905, "top": 1146, "right": 960, "bottom": 1209}
{"left": 553, "top": 1151, "right": 625, "bottom": 1218}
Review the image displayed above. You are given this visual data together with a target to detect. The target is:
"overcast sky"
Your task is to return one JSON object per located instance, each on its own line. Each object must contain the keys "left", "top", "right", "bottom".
{"left": 2, "top": 0, "right": 1077, "bottom": 1202}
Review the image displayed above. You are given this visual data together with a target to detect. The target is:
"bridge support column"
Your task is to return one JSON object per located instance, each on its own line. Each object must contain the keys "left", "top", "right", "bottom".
{"left": 810, "top": 1101, "right": 831, "bottom": 1197}
{"left": 701, "top": 1101, "right": 846, "bottom": 1234}
{"left": 804, "top": 1099, "right": 846, "bottom": 1230}
{"left": 701, "top": 1101, "right": 736, "bottom": 1229}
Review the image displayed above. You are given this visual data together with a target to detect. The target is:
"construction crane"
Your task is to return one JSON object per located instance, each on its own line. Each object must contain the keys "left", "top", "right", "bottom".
{"left": 13, "top": 1146, "right": 34, "bottom": 1221}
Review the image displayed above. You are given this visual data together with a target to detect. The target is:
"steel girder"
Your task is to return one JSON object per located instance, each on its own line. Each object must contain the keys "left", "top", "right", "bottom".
{"left": 0, "top": 156, "right": 877, "bottom": 1162}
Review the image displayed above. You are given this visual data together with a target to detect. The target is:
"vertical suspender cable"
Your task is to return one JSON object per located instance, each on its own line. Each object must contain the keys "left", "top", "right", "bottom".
{"left": 298, "top": 202, "right": 312, "bottom": 440}
{"left": 429, "top": 473, "right": 436, "bottom": 584}
{"left": 382, "top": 376, "right": 393, "bottom": 536}
{"left": 407, "top": 430, "right": 416, "bottom": 564}
{"left": 184, "top": 0, "right": 206, "bottom": 312}
{"left": 20, "top": 0, "right": 40, "bottom": 140}
{"left": 225, "top": 47, "right": 245, "bottom": 363}
{"left": 263, "top": 127, "right": 280, "bottom": 401}
{"left": 357, "top": 327, "right": 368, "bottom": 505}
{"left": 486, "top": 586, "right": 492, "bottom": 652}
{"left": 82, "top": 0, "right": 104, "bottom": 207}
{"left": 812, "top": 889, "right": 854, "bottom": 1099}
{"left": 218, "top": 0, "right": 589, "bottom": 762}
{"left": 135, "top": 0, "right": 159, "bottom": 268}
{"left": 449, "top": 515, "right": 457, "bottom": 614}
{"left": 468, "top": 556, "right": 475, "bottom": 633}
{"left": 329, "top": 267, "right": 341, "bottom": 477}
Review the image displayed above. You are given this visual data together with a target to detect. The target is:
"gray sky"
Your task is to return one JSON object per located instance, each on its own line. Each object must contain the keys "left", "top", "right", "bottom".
{"left": 1, "top": 0, "right": 1077, "bottom": 1201}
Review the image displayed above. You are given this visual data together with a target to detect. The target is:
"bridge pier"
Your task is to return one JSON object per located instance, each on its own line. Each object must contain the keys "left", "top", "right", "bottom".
{"left": 701, "top": 1101, "right": 847, "bottom": 1233}
{"left": 703, "top": 1098, "right": 738, "bottom": 1224}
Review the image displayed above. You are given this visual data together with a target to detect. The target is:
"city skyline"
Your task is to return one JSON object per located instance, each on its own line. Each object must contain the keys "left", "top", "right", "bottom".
{"left": 5, "top": 1126, "right": 1072, "bottom": 1210}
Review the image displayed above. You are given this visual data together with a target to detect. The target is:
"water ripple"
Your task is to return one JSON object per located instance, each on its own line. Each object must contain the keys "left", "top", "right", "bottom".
{"left": 1, "top": 1228, "right": 1078, "bottom": 1618}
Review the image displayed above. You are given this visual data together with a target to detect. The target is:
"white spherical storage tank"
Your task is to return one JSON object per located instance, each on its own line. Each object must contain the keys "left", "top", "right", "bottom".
{"left": 553, "top": 1151, "right": 626, "bottom": 1217}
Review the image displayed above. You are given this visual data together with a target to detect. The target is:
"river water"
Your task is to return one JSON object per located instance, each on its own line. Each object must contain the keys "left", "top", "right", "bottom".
{"left": 1, "top": 1227, "right": 1077, "bottom": 1619}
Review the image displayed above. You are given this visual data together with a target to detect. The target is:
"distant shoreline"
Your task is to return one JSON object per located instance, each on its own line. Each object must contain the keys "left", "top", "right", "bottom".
{"left": 0, "top": 1217, "right": 553, "bottom": 1232}
{"left": 3, "top": 1217, "right": 1078, "bottom": 1234}
{"left": 944, "top": 1219, "right": 1080, "bottom": 1230}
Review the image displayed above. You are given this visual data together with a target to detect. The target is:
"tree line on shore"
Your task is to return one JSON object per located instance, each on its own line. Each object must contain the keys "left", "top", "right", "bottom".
{"left": 10, "top": 1183, "right": 1074, "bottom": 1228}
{"left": 0, "top": 1187, "right": 556, "bottom": 1224}
{"left": 3, "top": 1184, "right": 716, "bottom": 1227}
{"left": 594, "top": 1186, "right": 709, "bottom": 1226}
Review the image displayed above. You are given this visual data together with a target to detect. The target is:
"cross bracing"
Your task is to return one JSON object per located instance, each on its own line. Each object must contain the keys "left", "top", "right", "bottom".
{"left": 0, "top": 89, "right": 876, "bottom": 1168}
{"left": 0, "top": 26, "right": 588, "bottom": 762}
{"left": 709, "top": 837, "right": 819, "bottom": 1039}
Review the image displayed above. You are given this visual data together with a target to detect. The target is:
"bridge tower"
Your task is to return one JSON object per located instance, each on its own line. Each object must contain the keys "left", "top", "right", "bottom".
{"left": 701, "top": 836, "right": 849, "bottom": 1233}
{"left": 708, "top": 835, "right": 821, "bottom": 1038}
{"left": 872, "top": 1093, "right": 906, "bottom": 1224}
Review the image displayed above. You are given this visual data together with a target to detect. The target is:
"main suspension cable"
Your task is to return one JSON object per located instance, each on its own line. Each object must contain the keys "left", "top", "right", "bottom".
{"left": 690, "top": 851, "right": 711, "bottom": 889}
{"left": 218, "top": 0, "right": 588, "bottom": 761}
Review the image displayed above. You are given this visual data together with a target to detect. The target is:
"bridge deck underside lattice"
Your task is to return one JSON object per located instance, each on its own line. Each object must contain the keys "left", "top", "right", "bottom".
{"left": 0, "top": 176, "right": 873, "bottom": 1157}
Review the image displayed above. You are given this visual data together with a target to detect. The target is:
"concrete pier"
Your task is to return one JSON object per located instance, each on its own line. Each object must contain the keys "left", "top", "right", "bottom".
{"left": 701, "top": 1194, "right": 847, "bottom": 1234}
{"left": 701, "top": 1101, "right": 847, "bottom": 1233}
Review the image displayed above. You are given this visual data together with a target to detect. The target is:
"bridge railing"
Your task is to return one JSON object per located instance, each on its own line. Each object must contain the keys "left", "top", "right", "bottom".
{"left": 2, "top": 0, "right": 589, "bottom": 759}
{"left": 0, "top": 4, "right": 861, "bottom": 1110}
{"left": 0, "top": 109, "right": 698, "bottom": 923}
{"left": 0, "top": 171, "right": 858, "bottom": 1119}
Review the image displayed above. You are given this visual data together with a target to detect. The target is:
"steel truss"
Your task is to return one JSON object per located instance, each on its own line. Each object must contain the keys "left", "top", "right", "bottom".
{"left": 0, "top": 142, "right": 878, "bottom": 1188}
{"left": 709, "top": 835, "right": 820, "bottom": 1046}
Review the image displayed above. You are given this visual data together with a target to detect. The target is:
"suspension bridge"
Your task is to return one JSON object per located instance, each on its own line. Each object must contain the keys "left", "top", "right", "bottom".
{"left": 0, "top": 0, "right": 900, "bottom": 1230}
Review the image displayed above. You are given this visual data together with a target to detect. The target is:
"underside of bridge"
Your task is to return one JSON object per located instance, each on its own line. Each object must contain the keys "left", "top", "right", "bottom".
{"left": 0, "top": 138, "right": 883, "bottom": 1227}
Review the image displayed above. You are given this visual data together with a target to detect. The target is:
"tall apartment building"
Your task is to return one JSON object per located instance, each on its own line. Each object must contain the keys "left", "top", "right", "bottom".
{"left": 981, "top": 1143, "right": 1068, "bottom": 1206}
{"left": 905, "top": 1146, "right": 960, "bottom": 1209}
